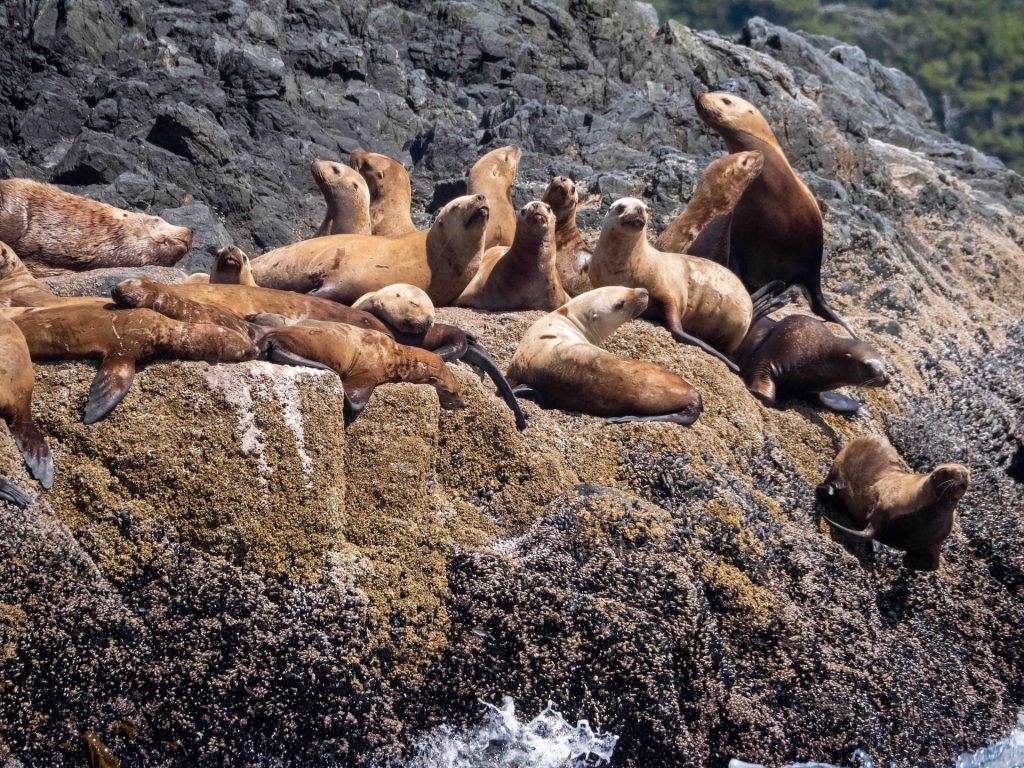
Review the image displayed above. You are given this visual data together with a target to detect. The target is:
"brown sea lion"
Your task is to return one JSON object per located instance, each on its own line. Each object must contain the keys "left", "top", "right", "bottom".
{"left": 350, "top": 150, "right": 417, "bottom": 237}
{"left": 816, "top": 436, "right": 970, "bottom": 571}
{"left": 654, "top": 151, "right": 763, "bottom": 257}
{"left": 0, "top": 240, "right": 107, "bottom": 307}
{"left": 10, "top": 304, "right": 257, "bottom": 423}
{"left": 590, "top": 197, "right": 779, "bottom": 372}
{"left": 734, "top": 314, "right": 889, "bottom": 413}
{"left": 467, "top": 145, "right": 521, "bottom": 250}
{"left": 311, "top": 159, "right": 372, "bottom": 236}
{"left": 0, "top": 313, "right": 53, "bottom": 488}
{"left": 694, "top": 92, "right": 853, "bottom": 336}
{"left": 508, "top": 287, "right": 703, "bottom": 425}
{"left": 0, "top": 178, "right": 192, "bottom": 277}
{"left": 208, "top": 245, "right": 257, "bottom": 286}
{"left": 456, "top": 201, "right": 568, "bottom": 311}
{"left": 248, "top": 194, "right": 489, "bottom": 305}
{"left": 541, "top": 176, "right": 593, "bottom": 297}
{"left": 250, "top": 314, "right": 467, "bottom": 416}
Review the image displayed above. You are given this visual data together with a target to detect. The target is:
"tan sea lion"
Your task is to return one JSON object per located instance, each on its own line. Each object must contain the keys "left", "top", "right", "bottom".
{"left": 350, "top": 150, "right": 417, "bottom": 236}
{"left": 467, "top": 145, "right": 521, "bottom": 249}
{"left": 250, "top": 314, "right": 467, "bottom": 416}
{"left": 816, "top": 436, "right": 970, "bottom": 571}
{"left": 456, "top": 200, "right": 568, "bottom": 311}
{"left": 210, "top": 245, "right": 257, "bottom": 286}
{"left": 248, "top": 194, "right": 490, "bottom": 305}
{"left": 10, "top": 304, "right": 257, "bottom": 423}
{"left": 0, "top": 178, "right": 192, "bottom": 277}
{"left": 0, "top": 313, "right": 53, "bottom": 488}
{"left": 311, "top": 159, "right": 372, "bottom": 236}
{"left": 590, "top": 197, "right": 779, "bottom": 372}
{"left": 541, "top": 176, "right": 592, "bottom": 297}
{"left": 0, "top": 241, "right": 108, "bottom": 308}
{"left": 734, "top": 314, "right": 889, "bottom": 413}
{"left": 508, "top": 287, "right": 703, "bottom": 425}
{"left": 654, "top": 151, "right": 764, "bottom": 256}
{"left": 352, "top": 284, "right": 434, "bottom": 334}
{"left": 694, "top": 93, "right": 853, "bottom": 336}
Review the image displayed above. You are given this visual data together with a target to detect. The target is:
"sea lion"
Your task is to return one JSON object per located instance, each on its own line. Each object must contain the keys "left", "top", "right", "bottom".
{"left": 352, "top": 284, "right": 434, "bottom": 334}
{"left": 456, "top": 200, "right": 568, "bottom": 311}
{"left": 694, "top": 92, "right": 853, "bottom": 335}
{"left": 816, "top": 435, "right": 971, "bottom": 571}
{"left": 653, "top": 151, "right": 764, "bottom": 257}
{"left": 10, "top": 304, "right": 257, "bottom": 423}
{"left": 350, "top": 150, "right": 417, "bottom": 237}
{"left": 248, "top": 194, "right": 490, "bottom": 305}
{"left": 210, "top": 245, "right": 257, "bottom": 286}
{"left": 0, "top": 313, "right": 53, "bottom": 488}
{"left": 311, "top": 159, "right": 372, "bottom": 236}
{"left": 467, "top": 145, "right": 521, "bottom": 249}
{"left": 0, "top": 240, "right": 108, "bottom": 308}
{"left": 250, "top": 314, "right": 467, "bottom": 416}
{"left": 0, "top": 178, "right": 192, "bottom": 277}
{"left": 508, "top": 287, "right": 703, "bottom": 425}
{"left": 590, "top": 197, "right": 777, "bottom": 371}
{"left": 541, "top": 175, "right": 592, "bottom": 297}
{"left": 734, "top": 314, "right": 889, "bottom": 413}
{"left": 0, "top": 477, "right": 31, "bottom": 508}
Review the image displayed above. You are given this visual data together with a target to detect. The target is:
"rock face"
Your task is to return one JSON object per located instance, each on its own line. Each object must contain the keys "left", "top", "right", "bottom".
{"left": 0, "top": 2, "right": 1022, "bottom": 767}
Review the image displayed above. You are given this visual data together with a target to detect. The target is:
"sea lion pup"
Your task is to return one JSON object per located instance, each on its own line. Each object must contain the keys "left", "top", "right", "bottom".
{"left": 654, "top": 151, "right": 764, "bottom": 257}
{"left": 734, "top": 314, "right": 889, "bottom": 414}
{"left": 0, "top": 314, "right": 53, "bottom": 488}
{"left": 0, "top": 178, "right": 192, "bottom": 277}
{"left": 11, "top": 304, "right": 257, "bottom": 424}
{"left": 0, "top": 477, "right": 32, "bottom": 509}
{"left": 248, "top": 194, "right": 490, "bottom": 305}
{"left": 467, "top": 145, "right": 521, "bottom": 249}
{"left": 508, "top": 287, "right": 703, "bottom": 425}
{"left": 816, "top": 436, "right": 971, "bottom": 571}
{"left": 590, "top": 197, "right": 779, "bottom": 372}
{"left": 541, "top": 176, "right": 592, "bottom": 297}
{"left": 456, "top": 201, "right": 569, "bottom": 311}
{"left": 249, "top": 314, "right": 467, "bottom": 416}
{"left": 694, "top": 93, "right": 854, "bottom": 336}
{"left": 350, "top": 150, "right": 417, "bottom": 237}
{"left": 311, "top": 159, "right": 372, "bottom": 236}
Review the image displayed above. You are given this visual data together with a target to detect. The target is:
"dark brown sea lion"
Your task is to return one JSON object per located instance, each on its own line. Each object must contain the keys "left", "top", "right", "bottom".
{"left": 695, "top": 92, "right": 854, "bottom": 336}
{"left": 734, "top": 314, "right": 889, "bottom": 413}
{"left": 0, "top": 313, "right": 53, "bottom": 487}
{"left": 508, "top": 287, "right": 703, "bottom": 425}
{"left": 456, "top": 200, "right": 568, "bottom": 311}
{"left": 467, "top": 145, "right": 521, "bottom": 250}
{"left": 311, "top": 159, "right": 372, "bottom": 236}
{"left": 816, "top": 435, "right": 970, "bottom": 570}
{"left": 541, "top": 176, "right": 592, "bottom": 297}
{"left": 350, "top": 150, "right": 417, "bottom": 237}
{"left": 0, "top": 179, "right": 192, "bottom": 277}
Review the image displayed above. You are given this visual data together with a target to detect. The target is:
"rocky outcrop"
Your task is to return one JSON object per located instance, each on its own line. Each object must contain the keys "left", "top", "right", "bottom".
{"left": 0, "top": 1, "right": 1022, "bottom": 767}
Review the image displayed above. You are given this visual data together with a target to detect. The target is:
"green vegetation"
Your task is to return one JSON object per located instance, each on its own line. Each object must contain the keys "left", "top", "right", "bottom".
{"left": 652, "top": 0, "right": 1024, "bottom": 173}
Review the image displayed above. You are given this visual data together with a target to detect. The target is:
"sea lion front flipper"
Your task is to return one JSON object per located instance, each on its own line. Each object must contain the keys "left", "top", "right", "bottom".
{"left": 512, "top": 385, "right": 546, "bottom": 408}
{"left": 84, "top": 355, "right": 137, "bottom": 425}
{"left": 315, "top": 214, "right": 333, "bottom": 238}
{"left": 461, "top": 341, "right": 527, "bottom": 431}
{"left": 823, "top": 516, "right": 878, "bottom": 542}
{"left": 606, "top": 412, "right": 697, "bottom": 427}
{"left": 10, "top": 418, "right": 54, "bottom": 490}
{"left": 670, "top": 327, "right": 740, "bottom": 373}
{"left": 813, "top": 391, "right": 860, "bottom": 414}
{"left": 806, "top": 284, "right": 857, "bottom": 339}
{"left": 750, "top": 280, "right": 788, "bottom": 323}
{"left": 904, "top": 543, "right": 942, "bottom": 572}
{"left": 746, "top": 372, "right": 778, "bottom": 407}
{"left": 308, "top": 282, "right": 348, "bottom": 303}
{"left": 342, "top": 378, "right": 376, "bottom": 416}
{"left": 0, "top": 478, "right": 31, "bottom": 509}
{"left": 262, "top": 341, "right": 331, "bottom": 371}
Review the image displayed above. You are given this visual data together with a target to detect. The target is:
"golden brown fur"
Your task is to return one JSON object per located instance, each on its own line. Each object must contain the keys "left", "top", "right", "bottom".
{"left": 311, "top": 159, "right": 372, "bottom": 236}
{"left": 0, "top": 241, "right": 107, "bottom": 308}
{"left": 541, "top": 176, "right": 592, "bottom": 297}
{"left": 350, "top": 151, "right": 416, "bottom": 237}
{"left": 0, "top": 312, "right": 52, "bottom": 487}
{"left": 467, "top": 145, "right": 520, "bottom": 249}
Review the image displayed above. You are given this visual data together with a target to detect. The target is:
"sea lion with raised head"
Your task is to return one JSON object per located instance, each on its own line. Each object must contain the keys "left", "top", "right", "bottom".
{"left": 654, "top": 151, "right": 763, "bottom": 257}
{"left": 209, "top": 244, "right": 257, "bottom": 286}
{"left": 816, "top": 435, "right": 970, "bottom": 571}
{"left": 311, "top": 159, "right": 372, "bottom": 237}
{"left": 0, "top": 313, "right": 53, "bottom": 488}
{"left": 541, "top": 175, "right": 592, "bottom": 297}
{"left": 0, "top": 178, "right": 192, "bottom": 277}
{"left": 350, "top": 150, "right": 417, "bottom": 237}
{"left": 467, "top": 145, "right": 521, "bottom": 250}
{"left": 508, "top": 287, "right": 703, "bottom": 425}
{"left": 733, "top": 314, "right": 889, "bottom": 413}
{"left": 694, "top": 92, "right": 853, "bottom": 335}
{"left": 248, "top": 194, "right": 490, "bottom": 305}
{"left": 456, "top": 201, "right": 568, "bottom": 311}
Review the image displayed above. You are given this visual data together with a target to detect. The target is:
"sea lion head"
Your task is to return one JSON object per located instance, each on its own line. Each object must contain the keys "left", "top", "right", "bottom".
{"left": 350, "top": 151, "right": 405, "bottom": 197}
{"left": 0, "top": 241, "right": 19, "bottom": 279}
{"left": 541, "top": 176, "right": 578, "bottom": 221}
{"left": 471, "top": 145, "right": 522, "bottom": 185}
{"left": 111, "top": 277, "right": 162, "bottom": 310}
{"left": 353, "top": 284, "right": 435, "bottom": 335}
{"left": 128, "top": 214, "right": 192, "bottom": 265}
{"left": 435, "top": 193, "right": 491, "bottom": 233}
{"left": 517, "top": 200, "right": 556, "bottom": 239}
{"left": 696, "top": 92, "right": 777, "bottom": 147}
{"left": 604, "top": 197, "right": 649, "bottom": 237}
{"left": 311, "top": 159, "right": 370, "bottom": 205}
{"left": 843, "top": 339, "right": 890, "bottom": 388}
{"left": 928, "top": 464, "right": 971, "bottom": 502}
{"left": 212, "top": 244, "right": 249, "bottom": 274}
{"left": 568, "top": 285, "right": 649, "bottom": 343}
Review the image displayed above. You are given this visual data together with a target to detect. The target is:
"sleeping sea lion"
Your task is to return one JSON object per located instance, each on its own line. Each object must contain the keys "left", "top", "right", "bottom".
{"left": 0, "top": 313, "right": 53, "bottom": 487}
{"left": 350, "top": 150, "right": 417, "bottom": 237}
{"left": 467, "top": 145, "right": 521, "bottom": 249}
{"left": 541, "top": 176, "right": 592, "bottom": 297}
{"left": 311, "top": 159, "right": 372, "bottom": 236}
{"left": 0, "top": 241, "right": 107, "bottom": 308}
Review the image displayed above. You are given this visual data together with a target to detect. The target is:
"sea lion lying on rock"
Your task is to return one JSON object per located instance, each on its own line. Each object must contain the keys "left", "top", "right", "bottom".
{"left": 0, "top": 312, "right": 53, "bottom": 488}
{"left": 468, "top": 145, "right": 520, "bottom": 250}
{"left": 311, "top": 159, "right": 372, "bottom": 237}
{"left": 541, "top": 175, "right": 592, "bottom": 297}
{"left": 350, "top": 150, "right": 417, "bottom": 237}
{"left": 0, "top": 241, "right": 107, "bottom": 308}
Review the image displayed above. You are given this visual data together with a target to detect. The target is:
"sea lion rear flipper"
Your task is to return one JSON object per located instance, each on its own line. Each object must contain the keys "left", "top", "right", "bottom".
{"left": 84, "top": 355, "right": 136, "bottom": 424}
{"left": 814, "top": 391, "right": 860, "bottom": 414}
{"left": 823, "top": 516, "right": 878, "bottom": 542}
{"left": 247, "top": 313, "right": 291, "bottom": 328}
{"left": 342, "top": 378, "right": 375, "bottom": 416}
{"left": 904, "top": 543, "right": 942, "bottom": 572}
{"left": 461, "top": 341, "right": 527, "bottom": 431}
{"left": 673, "top": 329, "right": 740, "bottom": 373}
{"left": 750, "top": 281, "right": 788, "bottom": 323}
{"left": 512, "top": 385, "right": 546, "bottom": 408}
{"left": 262, "top": 341, "right": 331, "bottom": 371}
{"left": 308, "top": 283, "right": 347, "bottom": 303}
{"left": 0, "top": 478, "right": 31, "bottom": 509}
{"left": 10, "top": 418, "right": 54, "bottom": 490}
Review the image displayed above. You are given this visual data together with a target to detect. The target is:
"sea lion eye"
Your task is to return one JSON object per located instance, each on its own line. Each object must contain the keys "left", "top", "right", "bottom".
{"left": 614, "top": 301, "right": 625, "bottom": 310}
{"left": 333, "top": 168, "right": 340, "bottom": 175}
{"left": 722, "top": 97, "right": 732, "bottom": 105}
